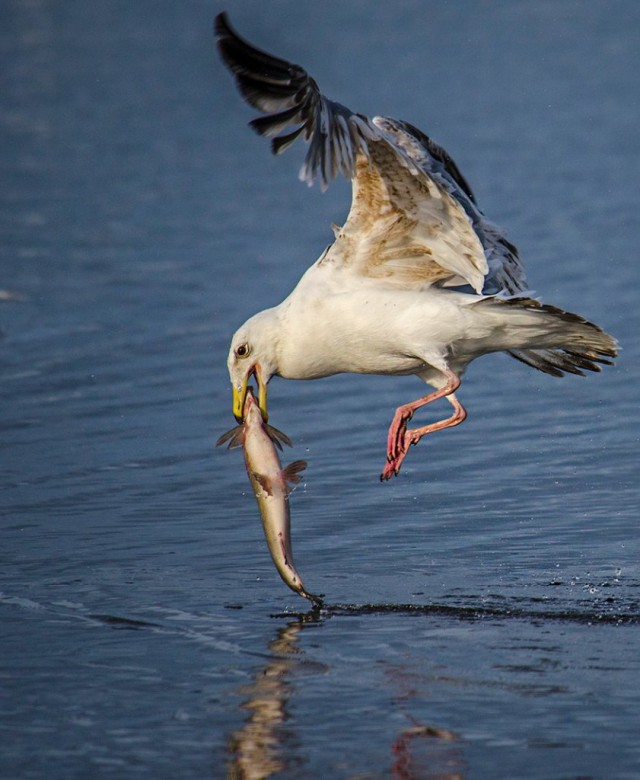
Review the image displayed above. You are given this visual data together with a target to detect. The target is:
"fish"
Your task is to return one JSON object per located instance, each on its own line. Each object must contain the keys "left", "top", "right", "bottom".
{"left": 217, "top": 389, "right": 322, "bottom": 606}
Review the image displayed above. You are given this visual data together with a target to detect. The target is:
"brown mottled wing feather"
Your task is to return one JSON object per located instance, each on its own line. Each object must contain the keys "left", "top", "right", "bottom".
{"left": 324, "top": 140, "right": 488, "bottom": 292}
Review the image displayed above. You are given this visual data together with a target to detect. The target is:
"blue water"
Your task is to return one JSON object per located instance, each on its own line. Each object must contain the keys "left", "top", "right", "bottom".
{"left": 2, "top": 1, "right": 639, "bottom": 778}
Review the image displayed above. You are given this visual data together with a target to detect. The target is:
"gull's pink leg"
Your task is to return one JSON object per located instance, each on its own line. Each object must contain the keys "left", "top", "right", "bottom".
{"left": 385, "top": 371, "right": 461, "bottom": 462}
{"left": 381, "top": 394, "right": 467, "bottom": 480}
{"left": 381, "top": 371, "right": 464, "bottom": 481}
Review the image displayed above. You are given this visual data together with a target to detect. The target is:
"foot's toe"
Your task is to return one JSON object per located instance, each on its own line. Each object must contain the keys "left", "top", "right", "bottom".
{"left": 380, "top": 461, "right": 397, "bottom": 481}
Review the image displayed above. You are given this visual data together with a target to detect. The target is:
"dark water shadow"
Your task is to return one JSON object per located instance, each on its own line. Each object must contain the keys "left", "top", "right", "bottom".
{"left": 88, "top": 613, "right": 164, "bottom": 630}
{"left": 272, "top": 599, "right": 640, "bottom": 626}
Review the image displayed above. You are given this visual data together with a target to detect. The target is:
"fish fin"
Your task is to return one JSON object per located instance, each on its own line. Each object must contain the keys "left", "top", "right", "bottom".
{"left": 252, "top": 472, "right": 273, "bottom": 496}
{"left": 264, "top": 423, "right": 293, "bottom": 450}
{"left": 216, "top": 425, "right": 244, "bottom": 449}
{"left": 282, "top": 460, "right": 307, "bottom": 492}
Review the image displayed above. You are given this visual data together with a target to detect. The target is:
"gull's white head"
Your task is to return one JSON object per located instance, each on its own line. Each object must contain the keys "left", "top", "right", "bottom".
{"left": 227, "top": 308, "right": 280, "bottom": 422}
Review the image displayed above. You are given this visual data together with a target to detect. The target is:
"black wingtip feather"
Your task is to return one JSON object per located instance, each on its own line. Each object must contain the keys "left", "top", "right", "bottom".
{"left": 215, "top": 13, "right": 298, "bottom": 82}
{"left": 270, "top": 125, "right": 307, "bottom": 155}
{"left": 214, "top": 12, "right": 365, "bottom": 187}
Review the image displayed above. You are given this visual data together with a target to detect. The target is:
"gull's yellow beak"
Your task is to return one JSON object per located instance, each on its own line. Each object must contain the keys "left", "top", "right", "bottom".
{"left": 232, "top": 366, "right": 268, "bottom": 422}
{"left": 232, "top": 381, "right": 248, "bottom": 423}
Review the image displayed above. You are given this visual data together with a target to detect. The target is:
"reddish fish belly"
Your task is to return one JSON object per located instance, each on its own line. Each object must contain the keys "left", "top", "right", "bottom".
{"left": 218, "top": 392, "right": 322, "bottom": 605}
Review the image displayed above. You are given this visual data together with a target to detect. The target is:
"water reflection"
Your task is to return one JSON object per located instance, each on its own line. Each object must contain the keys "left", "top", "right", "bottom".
{"left": 226, "top": 613, "right": 464, "bottom": 780}
{"left": 383, "top": 659, "right": 463, "bottom": 780}
{"left": 226, "top": 615, "right": 317, "bottom": 779}
{"left": 391, "top": 724, "right": 462, "bottom": 780}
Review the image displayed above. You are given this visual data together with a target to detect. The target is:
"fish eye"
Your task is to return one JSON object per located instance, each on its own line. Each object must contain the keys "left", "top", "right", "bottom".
{"left": 235, "top": 343, "right": 250, "bottom": 359}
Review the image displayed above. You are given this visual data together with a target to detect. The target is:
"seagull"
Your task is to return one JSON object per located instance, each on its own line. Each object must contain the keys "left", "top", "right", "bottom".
{"left": 215, "top": 12, "right": 617, "bottom": 481}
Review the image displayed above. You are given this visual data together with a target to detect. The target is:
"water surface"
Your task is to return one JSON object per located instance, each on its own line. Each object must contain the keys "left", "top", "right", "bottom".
{"left": 2, "top": 1, "right": 639, "bottom": 778}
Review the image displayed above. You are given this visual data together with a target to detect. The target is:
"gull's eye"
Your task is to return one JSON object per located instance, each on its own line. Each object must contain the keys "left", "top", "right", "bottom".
{"left": 235, "top": 343, "right": 250, "bottom": 359}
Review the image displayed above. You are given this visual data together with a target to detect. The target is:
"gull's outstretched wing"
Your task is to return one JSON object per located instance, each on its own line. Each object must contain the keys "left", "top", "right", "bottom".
{"left": 215, "top": 12, "right": 527, "bottom": 296}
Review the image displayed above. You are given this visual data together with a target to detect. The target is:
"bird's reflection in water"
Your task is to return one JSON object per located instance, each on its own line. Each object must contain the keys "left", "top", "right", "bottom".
{"left": 226, "top": 609, "right": 464, "bottom": 779}
{"left": 226, "top": 613, "right": 318, "bottom": 779}
{"left": 384, "top": 659, "right": 464, "bottom": 780}
{"left": 391, "top": 722, "right": 463, "bottom": 780}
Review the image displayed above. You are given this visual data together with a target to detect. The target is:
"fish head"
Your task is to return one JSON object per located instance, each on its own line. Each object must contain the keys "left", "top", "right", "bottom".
{"left": 215, "top": 390, "right": 261, "bottom": 450}
{"left": 242, "top": 387, "right": 263, "bottom": 422}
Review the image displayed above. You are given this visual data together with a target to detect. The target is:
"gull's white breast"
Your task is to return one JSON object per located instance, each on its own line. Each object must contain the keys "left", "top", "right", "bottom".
{"left": 276, "top": 267, "right": 482, "bottom": 380}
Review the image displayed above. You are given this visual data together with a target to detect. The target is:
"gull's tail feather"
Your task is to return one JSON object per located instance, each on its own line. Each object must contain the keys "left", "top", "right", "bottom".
{"left": 507, "top": 346, "right": 613, "bottom": 377}
{"left": 475, "top": 296, "right": 617, "bottom": 377}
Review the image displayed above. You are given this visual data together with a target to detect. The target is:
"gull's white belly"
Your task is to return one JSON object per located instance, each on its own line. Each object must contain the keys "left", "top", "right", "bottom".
{"left": 277, "top": 286, "right": 473, "bottom": 379}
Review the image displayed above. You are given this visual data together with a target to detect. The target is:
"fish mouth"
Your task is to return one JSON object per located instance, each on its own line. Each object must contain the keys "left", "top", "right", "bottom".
{"left": 232, "top": 364, "right": 268, "bottom": 422}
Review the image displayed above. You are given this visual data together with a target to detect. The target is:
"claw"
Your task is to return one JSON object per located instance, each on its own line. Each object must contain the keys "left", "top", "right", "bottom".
{"left": 380, "top": 462, "right": 396, "bottom": 481}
